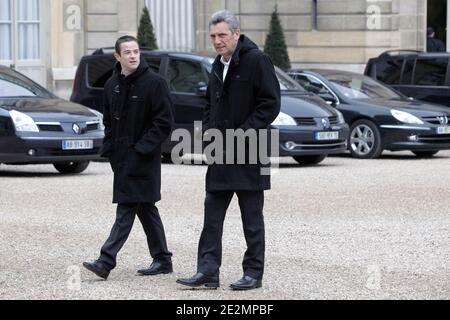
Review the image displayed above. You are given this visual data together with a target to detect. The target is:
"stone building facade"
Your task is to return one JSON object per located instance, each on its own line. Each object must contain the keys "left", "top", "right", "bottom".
{"left": 0, "top": 0, "right": 443, "bottom": 99}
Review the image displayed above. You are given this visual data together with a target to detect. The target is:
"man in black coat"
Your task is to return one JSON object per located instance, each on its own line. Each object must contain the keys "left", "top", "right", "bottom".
{"left": 83, "top": 36, "right": 174, "bottom": 280}
{"left": 177, "top": 10, "right": 280, "bottom": 290}
{"left": 427, "top": 27, "right": 446, "bottom": 52}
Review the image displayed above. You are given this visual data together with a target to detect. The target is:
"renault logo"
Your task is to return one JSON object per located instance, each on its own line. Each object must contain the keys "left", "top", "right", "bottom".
{"left": 321, "top": 118, "right": 330, "bottom": 128}
{"left": 438, "top": 116, "right": 448, "bottom": 125}
{"left": 72, "top": 123, "right": 81, "bottom": 134}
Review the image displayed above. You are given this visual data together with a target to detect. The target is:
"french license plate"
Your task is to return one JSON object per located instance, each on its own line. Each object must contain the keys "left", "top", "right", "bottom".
{"left": 315, "top": 131, "right": 339, "bottom": 140}
{"left": 436, "top": 126, "right": 450, "bottom": 134}
{"left": 62, "top": 140, "right": 93, "bottom": 150}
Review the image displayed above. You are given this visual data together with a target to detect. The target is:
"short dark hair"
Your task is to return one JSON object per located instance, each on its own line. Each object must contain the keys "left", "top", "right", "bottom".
{"left": 115, "top": 35, "right": 139, "bottom": 54}
{"left": 427, "top": 27, "right": 434, "bottom": 36}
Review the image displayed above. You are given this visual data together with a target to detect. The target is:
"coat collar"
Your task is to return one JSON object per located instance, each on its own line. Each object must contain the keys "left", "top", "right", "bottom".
{"left": 212, "top": 34, "right": 258, "bottom": 72}
{"left": 114, "top": 58, "right": 149, "bottom": 84}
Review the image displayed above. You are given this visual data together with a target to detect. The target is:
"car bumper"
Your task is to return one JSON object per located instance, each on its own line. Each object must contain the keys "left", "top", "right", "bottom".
{"left": 274, "top": 124, "right": 349, "bottom": 156}
{"left": 380, "top": 125, "right": 450, "bottom": 151}
{"left": 0, "top": 135, "right": 103, "bottom": 164}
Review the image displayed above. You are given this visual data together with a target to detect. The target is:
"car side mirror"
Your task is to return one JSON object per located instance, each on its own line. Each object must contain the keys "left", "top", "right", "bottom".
{"left": 318, "top": 93, "right": 337, "bottom": 106}
{"left": 196, "top": 82, "right": 207, "bottom": 96}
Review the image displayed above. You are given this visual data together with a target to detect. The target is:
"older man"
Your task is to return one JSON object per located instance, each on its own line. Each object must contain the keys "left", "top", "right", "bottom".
{"left": 177, "top": 10, "right": 280, "bottom": 290}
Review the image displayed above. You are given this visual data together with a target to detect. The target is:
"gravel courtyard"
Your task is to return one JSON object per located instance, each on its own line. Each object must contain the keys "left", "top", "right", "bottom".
{"left": 0, "top": 151, "right": 449, "bottom": 300}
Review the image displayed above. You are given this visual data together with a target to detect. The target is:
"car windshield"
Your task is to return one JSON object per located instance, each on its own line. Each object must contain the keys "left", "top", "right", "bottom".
{"left": 275, "top": 66, "right": 306, "bottom": 91}
{"left": 326, "top": 73, "right": 401, "bottom": 100}
{"left": 0, "top": 69, "right": 52, "bottom": 98}
{"left": 203, "top": 59, "right": 305, "bottom": 92}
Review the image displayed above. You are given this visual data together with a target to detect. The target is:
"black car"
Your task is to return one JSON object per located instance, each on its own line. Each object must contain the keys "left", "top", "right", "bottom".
{"left": 0, "top": 65, "right": 104, "bottom": 173}
{"left": 364, "top": 50, "right": 450, "bottom": 107}
{"left": 71, "top": 49, "right": 349, "bottom": 165}
{"left": 288, "top": 69, "right": 450, "bottom": 159}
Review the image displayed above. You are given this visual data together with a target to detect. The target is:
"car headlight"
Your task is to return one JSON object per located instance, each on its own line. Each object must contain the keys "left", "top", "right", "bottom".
{"left": 89, "top": 108, "right": 105, "bottom": 130}
{"left": 271, "top": 112, "right": 297, "bottom": 126}
{"left": 335, "top": 109, "right": 345, "bottom": 124}
{"left": 391, "top": 110, "right": 424, "bottom": 124}
{"left": 9, "top": 110, "right": 39, "bottom": 132}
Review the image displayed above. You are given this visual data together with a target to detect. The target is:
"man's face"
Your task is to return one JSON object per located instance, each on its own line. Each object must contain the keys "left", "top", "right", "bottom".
{"left": 114, "top": 41, "right": 140, "bottom": 74}
{"left": 209, "top": 22, "right": 240, "bottom": 60}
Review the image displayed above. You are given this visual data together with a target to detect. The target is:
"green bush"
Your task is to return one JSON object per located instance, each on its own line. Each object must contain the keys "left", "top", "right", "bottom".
{"left": 264, "top": 7, "right": 291, "bottom": 70}
{"left": 137, "top": 7, "right": 158, "bottom": 50}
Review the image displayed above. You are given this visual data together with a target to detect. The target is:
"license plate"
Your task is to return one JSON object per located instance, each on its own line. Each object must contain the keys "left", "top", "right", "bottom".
{"left": 62, "top": 140, "right": 93, "bottom": 150}
{"left": 315, "top": 131, "right": 339, "bottom": 140}
{"left": 436, "top": 126, "right": 450, "bottom": 134}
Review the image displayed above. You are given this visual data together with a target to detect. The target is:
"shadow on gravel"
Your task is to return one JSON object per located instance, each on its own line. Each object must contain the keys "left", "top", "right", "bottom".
{"left": 0, "top": 168, "right": 100, "bottom": 178}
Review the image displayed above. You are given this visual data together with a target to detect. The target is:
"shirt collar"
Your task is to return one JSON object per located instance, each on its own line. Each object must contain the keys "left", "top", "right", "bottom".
{"left": 220, "top": 55, "right": 232, "bottom": 67}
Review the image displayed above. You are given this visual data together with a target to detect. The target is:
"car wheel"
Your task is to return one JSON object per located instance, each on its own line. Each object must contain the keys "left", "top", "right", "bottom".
{"left": 349, "top": 119, "right": 382, "bottom": 159}
{"left": 293, "top": 155, "right": 327, "bottom": 165}
{"left": 53, "top": 161, "right": 90, "bottom": 174}
{"left": 412, "top": 150, "right": 439, "bottom": 158}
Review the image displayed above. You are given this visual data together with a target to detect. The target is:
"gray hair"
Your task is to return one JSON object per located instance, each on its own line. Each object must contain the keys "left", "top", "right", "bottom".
{"left": 209, "top": 10, "right": 240, "bottom": 32}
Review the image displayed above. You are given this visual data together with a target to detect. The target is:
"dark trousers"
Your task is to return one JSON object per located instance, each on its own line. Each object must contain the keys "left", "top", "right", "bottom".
{"left": 197, "top": 190, "right": 265, "bottom": 280}
{"left": 98, "top": 203, "right": 172, "bottom": 270}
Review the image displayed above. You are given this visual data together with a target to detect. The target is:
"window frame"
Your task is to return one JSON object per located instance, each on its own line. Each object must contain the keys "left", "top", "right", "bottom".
{"left": 166, "top": 57, "right": 209, "bottom": 95}
{"left": 0, "top": 0, "right": 43, "bottom": 68}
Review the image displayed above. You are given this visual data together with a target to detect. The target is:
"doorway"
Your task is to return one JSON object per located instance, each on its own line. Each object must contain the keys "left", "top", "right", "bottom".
{"left": 427, "top": 0, "right": 447, "bottom": 48}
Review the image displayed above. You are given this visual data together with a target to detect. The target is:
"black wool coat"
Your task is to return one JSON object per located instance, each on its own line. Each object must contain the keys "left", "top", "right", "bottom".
{"left": 203, "top": 35, "right": 281, "bottom": 192}
{"left": 100, "top": 59, "right": 174, "bottom": 203}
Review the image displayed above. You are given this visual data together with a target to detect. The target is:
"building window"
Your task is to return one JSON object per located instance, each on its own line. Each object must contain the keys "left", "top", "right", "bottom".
{"left": 0, "top": 0, "right": 12, "bottom": 60}
{"left": 17, "top": 0, "right": 40, "bottom": 60}
{"left": 0, "top": 0, "right": 40, "bottom": 64}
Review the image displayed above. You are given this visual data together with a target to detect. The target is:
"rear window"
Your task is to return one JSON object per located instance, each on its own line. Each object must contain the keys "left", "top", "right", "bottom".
{"left": 168, "top": 59, "right": 206, "bottom": 93}
{"left": 87, "top": 57, "right": 115, "bottom": 88}
{"left": 402, "top": 59, "right": 414, "bottom": 84}
{"left": 373, "top": 59, "right": 404, "bottom": 84}
{"left": 413, "top": 58, "right": 448, "bottom": 86}
{"left": 86, "top": 55, "right": 162, "bottom": 88}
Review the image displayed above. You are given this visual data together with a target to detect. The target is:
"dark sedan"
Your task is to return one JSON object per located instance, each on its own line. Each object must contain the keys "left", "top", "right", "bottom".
{"left": 0, "top": 66, "right": 104, "bottom": 173}
{"left": 272, "top": 67, "right": 348, "bottom": 164}
{"left": 288, "top": 69, "right": 450, "bottom": 159}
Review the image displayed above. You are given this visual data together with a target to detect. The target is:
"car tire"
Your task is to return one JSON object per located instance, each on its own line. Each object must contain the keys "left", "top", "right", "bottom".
{"left": 293, "top": 155, "right": 327, "bottom": 165}
{"left": 412, "top": 150, "right": 439, "bottom": 158}
{"left": 349, "top": 119, "right": 382, "bottom": 159}
{"left": 53, "top": 161, "right": 90, "bottom": 174}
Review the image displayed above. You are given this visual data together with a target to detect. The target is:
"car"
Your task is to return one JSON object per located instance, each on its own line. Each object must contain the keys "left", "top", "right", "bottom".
{"left": 71, "top": 48, "right": 349, "bottom": 165}
{"left": 288, "top": 69, "right": 450, "bottom": 159}
{"left": 364, "top": 50, "right": 450, "bottom": 107}
{"left": 0, "top": 65, "right": 104, "bottom": 174}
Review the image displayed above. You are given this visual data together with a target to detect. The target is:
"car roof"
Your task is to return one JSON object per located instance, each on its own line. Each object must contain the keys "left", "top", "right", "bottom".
{"left": 289, "top": 68, "right": 362, "bottom": 78}
{"left": 0, "top": 65, "right": 18, "bottom": 75}
{"left": 86, "top": 47, "right": 213, "bottom": 62}
{"left": 374, "top": 50, "right": 450, "bottom": 59}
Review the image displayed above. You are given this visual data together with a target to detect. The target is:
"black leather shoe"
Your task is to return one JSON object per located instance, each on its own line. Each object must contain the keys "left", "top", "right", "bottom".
{"left": 82, "top": 261, "right": 110, "bottom": 280}
{"left": 230, "top": 275, "right": 262, "bottom": 290}
{"left": 176, "top": 272, "right": 219, "bottom": 289}
{"left": 137, "top": 261, "right": 173, "bottom": 276}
